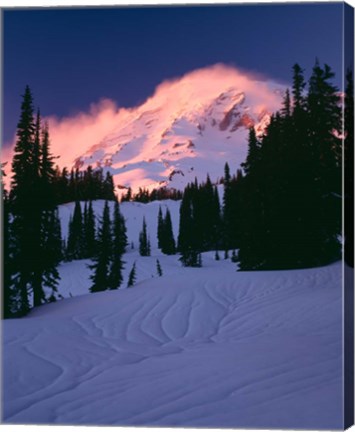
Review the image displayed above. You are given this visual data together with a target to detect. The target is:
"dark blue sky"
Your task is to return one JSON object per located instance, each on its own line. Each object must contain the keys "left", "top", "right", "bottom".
{"left": 3, "top": 3, "right": 344, "bottom": 144}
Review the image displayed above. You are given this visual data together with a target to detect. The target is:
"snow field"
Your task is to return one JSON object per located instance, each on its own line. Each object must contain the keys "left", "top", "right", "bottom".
{"left": 2, "top": 199, "right": 344, "bottom": 428}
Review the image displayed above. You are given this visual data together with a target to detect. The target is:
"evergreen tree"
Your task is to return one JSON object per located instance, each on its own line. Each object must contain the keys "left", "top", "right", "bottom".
{"left": 222, "top": 163, "right": 232, "bottom": 252}
{"left": 8, "top": 89, "right": 62, "bottom": 312}
{"left": 139, "top": 217, "right": 150, "bottom": 256}
{"left": 103, "top": 171, "right": 116, "bottom": 200}
{"left": 37, "top": 122, "right": 61, "bottom": 302}
{"left": 2, "top": 182, "right": 15, "bottom": 318}
{"left": 306, "top": 60, "right": 341, "bottom": 262}
{"left": 108, "top": 200, "right": 125, "bottom": 290}
{"left": 127, "top": 262, "right": 137, "bottom": 287}
{"left": 281, "top": 88, "right": 291, "bottom": 119}
{"left": 178, "top": 184, "right": 199, "bottom": 266}
{"left": 157, "top": 206, "right": 164, "bottom": 249}
{"left": 292, "top": 63, "right": 306, "bottom": 112}
{"left": 40, "top": 122, "right": 56, "bottom": 205}
{"left": 161, "top": 208, "right": 176, "bottom": 255}
{"left": 66, "top": 201, "right": 85, "bottom": 260}
{"left": 39, "top": 209, "right": 61, "bottom": 299}
{"left": 89, "top": 201, "right": 112, "bottom": 292}
{"left": 156, "top": 259, "right": 163, "bottom": 277}
{"left": 84, "top": 200, "right": 96, "bottom": 258}
{"left": 10, "top": 86, "right": 37, "bottom": 314}
{"left": 241, "top": 127, "right": 260, "bottom": 175}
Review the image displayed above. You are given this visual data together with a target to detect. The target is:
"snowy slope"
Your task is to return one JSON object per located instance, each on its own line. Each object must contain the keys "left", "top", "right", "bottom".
{"left": 3, "top": 200, "right": 344, "bottom": 429}
{"left": 3, "top": 261, "right": 343, "bottom": 428}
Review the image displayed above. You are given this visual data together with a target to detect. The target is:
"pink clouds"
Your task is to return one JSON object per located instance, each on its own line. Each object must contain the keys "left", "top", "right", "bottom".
{"left": 45, "top": 99, "right": 129, "bottom": 167}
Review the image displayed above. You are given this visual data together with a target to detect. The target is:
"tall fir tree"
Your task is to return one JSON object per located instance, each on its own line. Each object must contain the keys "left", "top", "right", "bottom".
{"left": 10, "top": 86, "right": 37, "bottom": 314}
{"left": 89, "top": 201, "right": 112, "bottom": 292}
{"left": 139, "top": 217, "right": 151, "bottom": 256}
{"left": 127, "top": 262, "right": 137, "bottom": 287}
{"left": 108, "top": 200, "right": 126, "bottom": 290}
{"left": 83, "top": 200, "right": 96, "bottom": 258}
{"left": 2, "top": 174, "right": 15, "bottom": 317}
{"left": 241, "top": 127, "right": 260, "bottom": 176}
{"left": 157, "top": 206, "right": 164, "bottom": 249}
{"left": 160, "top": 208, "right": 176, "bottom": 255}
{"left": 66, "top": 201, "right": 85, "bottom": 260}
{"left": 178, "top": 183, "right": 201, "bottom": 267}
{"left": 222, "top": 162, "right": 232, "bottom": 252}
{"left": 37, "top": 122, "right": 61, "bottom": 302}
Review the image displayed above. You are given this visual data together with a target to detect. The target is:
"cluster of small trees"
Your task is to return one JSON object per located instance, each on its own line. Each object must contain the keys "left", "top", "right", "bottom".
{"left": 177, "top": 176, "right": 221, "bottom": 267}
{"left": 52, "top": 166, "right": 116, "bottom": 205}
{"left": 121, "top": 186, "right": 183, "bottom": 203}
{"left": 157, "top": 207, "right": 176, "bottom": 255}
{"left": 139, "top": 217, "right": 151, "bottom": 256}
{"left": 89, "top": 200, "right": 127, "bottom": 292}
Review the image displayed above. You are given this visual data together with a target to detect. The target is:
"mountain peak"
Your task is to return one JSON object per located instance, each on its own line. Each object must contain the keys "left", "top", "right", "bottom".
{"left": 47, "top": 65, "right": 285, "bottom": 194}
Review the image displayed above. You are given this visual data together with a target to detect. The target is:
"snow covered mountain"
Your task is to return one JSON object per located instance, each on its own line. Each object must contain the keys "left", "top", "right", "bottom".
{"left": 62, "top": 65, "right": 285, "bottom": 193}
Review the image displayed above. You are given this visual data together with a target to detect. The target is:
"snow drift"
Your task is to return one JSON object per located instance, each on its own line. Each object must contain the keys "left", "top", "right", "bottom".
{"left": 2, "top": 199, "right": 344, "bottom": 429}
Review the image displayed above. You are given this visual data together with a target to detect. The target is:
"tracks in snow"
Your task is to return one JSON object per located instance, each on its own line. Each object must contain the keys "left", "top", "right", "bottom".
{"left": 3, "top": 263, "right": 343, "bottom": 428}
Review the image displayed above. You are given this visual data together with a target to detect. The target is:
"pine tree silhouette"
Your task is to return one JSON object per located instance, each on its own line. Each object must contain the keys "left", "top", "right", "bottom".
{"left": 127, "top": 262, "right": 137, "bottom": 287}
{"left": 89, "top": 201, "right": 112, "bottom": 292}
{"left": 139, "top": 217, "right": 150, "bottom": 256}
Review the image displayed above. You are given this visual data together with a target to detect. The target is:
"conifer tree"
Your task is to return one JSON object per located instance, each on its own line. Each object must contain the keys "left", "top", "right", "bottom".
{"left": 178, "top": 182, "right": 202, "bottom": 266}
{"left": 241, "top": 127, "right": 260, "bottom": 175}
{"left": 8, "top": 89, "right": 62, "bottom": 312}
{"left": 139, "top": 217, "right": 150, "bottom": 256}
{"left": 157, "top": 206, "right": 164, "bottom": 249}
{"left": 127, "top": 262, "right": 137, "bottom": 287}
{"left": 103, "top": 171, "right": 116, "bottom": 200}
{"left": 37, "top": 122, "right": 61, "bottom": 302}
{"left": 40, "top": 209, "right": 61, "bottom": 299}
{"left": 2, "top": 183, "right": 14, "bottom": 318}
{"left": 84, "top": 200, "right": 96, "bottom": 258}
{"left": 89, "top": 201, "right": 112, "bottom": 292}
{"left": 222, "top": 162, "right": 232, "bottom": 252}
{"left": 281, "top": 89, "right": 291, "bottom": 119}
{"left": 161, "top": 208, "right": 176, "bottom": 255}
{"left": 292, "top": 63, "right": 306, "bottom": 112}
{"left": 66, "top": 201, "right": 85, "bottom": 260}
{"left": 10, "top": 86, "right": 37, "bottom": 314}
{"left": 108, "top": 200, "right": 125, "bottom": 290}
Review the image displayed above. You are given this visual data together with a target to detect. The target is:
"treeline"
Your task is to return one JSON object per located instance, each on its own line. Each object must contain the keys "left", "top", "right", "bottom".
{"left": 51, "top": 166, "right": 116, "bottom": 204}
{"left": 235, "top": 61, "right": 344, "bottom": 270}
{"left": 177, "top": 176, "right": 221, "bottom": 266}
{"left": 121, "top": 186, "right": 183, "bottom": 203}
{"left": 176, "top": 61, "right": 352, "bottom": 270}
